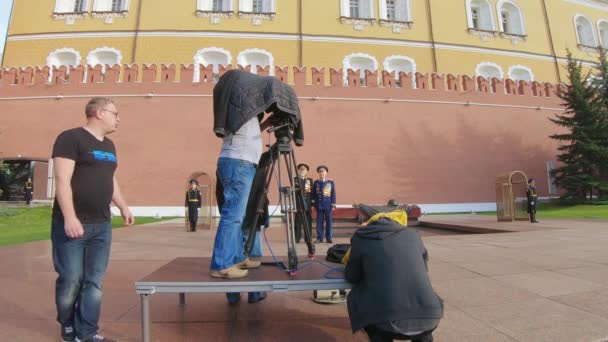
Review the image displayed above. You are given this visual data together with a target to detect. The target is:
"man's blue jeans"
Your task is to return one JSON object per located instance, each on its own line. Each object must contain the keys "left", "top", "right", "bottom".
{"left": 51, "top": 218, "right": 112, "bottom": 340}
{"left": 211, "top": 157, "right": 256, "bottom": 271}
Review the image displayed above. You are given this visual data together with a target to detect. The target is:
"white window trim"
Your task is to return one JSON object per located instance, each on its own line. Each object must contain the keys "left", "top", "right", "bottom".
{"left": 378, "top": 0, "right": 412, "bottom": 22}
{"left": 46, "top": 48, "right": 82, "bottom": 67}
{"left": 343, "top": 52, "right": 379, "bottom": 85}
{"left": 86, "top": 47, "right": 123, "bottom": 68}
{"left": 508, "top": 64, "right": 534, "bottom": 81}
{"left": 465, "top": 0, "right": 497, "bottom": 31}
{"left": 475, "top": 61, "right": 504, "bottom": 79}
{"left": 239, "top": 0, "right": 276, "bottom": 13}
{"left": 383, "top": 55, "right": 416, "bottom": 77}
{"left": 193, "top": 47, "right": 232, "bottom": 81}
{"left": 496, "top": 0, "right": 526, "bottom": 35}
{"left": 340, "top": 0, "right": 375, "bottom": 19}
{"left": 596, "top": 19, "right": 608, "bottom": 47}
{"left": 237, "top": 48, "right": 274, "bottom": 75}
{"left": 574, "top": 14, "right": 598, "bottom": 47}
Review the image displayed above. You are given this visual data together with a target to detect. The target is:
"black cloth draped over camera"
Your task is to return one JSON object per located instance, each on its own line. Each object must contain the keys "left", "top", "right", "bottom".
{"left": 213, "top": 69, "right": 304, "bottom": 146}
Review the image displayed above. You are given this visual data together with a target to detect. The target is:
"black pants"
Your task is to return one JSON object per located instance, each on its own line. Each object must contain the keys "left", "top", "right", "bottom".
{"left": 364, "top": 325, "right": 434, "bottom": 342}
{"left": 294, "top": 208, "right": 312, "bottom": 243}
{"left": 25, "top": 192, "right": 32, "bottom": 205}
{"left": 187, "top": 205, "right": 198, "bottom": 231}
{"left": 528, "top": 203, "right": 537, "bottom": 222}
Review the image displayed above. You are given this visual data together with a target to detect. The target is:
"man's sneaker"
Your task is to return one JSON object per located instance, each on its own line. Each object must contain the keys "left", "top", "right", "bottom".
{"left": 76, "top": 334, "right": 119, "bottom": 342}
{"left": 236, "top": 258, "right": 261, "bottom": 269}
{"left": 210, "top": 265, "right": 248, "bottom": 279}
{"left": 61, "top": 325, "right": 75, "bottom": 342}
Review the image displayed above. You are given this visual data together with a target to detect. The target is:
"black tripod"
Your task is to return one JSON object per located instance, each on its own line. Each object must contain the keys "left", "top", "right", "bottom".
{"left": 242, "top": 123, "right": 315, "bottom": 274}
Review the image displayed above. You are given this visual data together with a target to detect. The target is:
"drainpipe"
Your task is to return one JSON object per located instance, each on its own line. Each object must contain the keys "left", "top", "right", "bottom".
{"left": 131, "top": 0, "right": 144, "bottom": 63}
{"left": 1, "top": 0, "right": 16, "bottom": 68}
{"left": 298, "top": 0, "right": 303, "bottom": 67}
{"left": 426, "top": 0, "right": 438, "bottom": 73}
{"left": 541, "top": 0, "right": 562, "bottom": 83}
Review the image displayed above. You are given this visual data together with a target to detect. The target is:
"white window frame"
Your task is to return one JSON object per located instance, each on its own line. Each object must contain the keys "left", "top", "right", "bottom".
{"left": 46, "top": 48, "right": 82, "bottom": 68}
{"left": 508, "top": 65, "right": 534, "bottom": 82}
{"left": 379, "top": 0, "right": 411, "bottom": 22}
{"left": 93, "top": 0, "right": 129, "bottom": 12}
{"left": 343, "top": 53, "right": 378, "bottom": 85}
{"left": 574, "top": 14, "right": 597, "bottom": 47}
{"left": 476, "top": 61, "right": 504, "bottom": 80}
{"left": 193, "top": 47, "right": 232, "bottom": 81}
{"left": 383, "top": 55, "right": 416, "bottom": 87}
{"left": 197, "top": 0, "right": 233, "bottom": 11}
{"left": 597, "top": 19, "right": 608, "bottom": 47}
{"left": 466, "top": 0, "right": 496, "bottom": 31}
{"left": 237, "top": 48, "right": 274, "bottom": 75}
{"left": 54, "top": 0, "right": 90, "bottom": 13}
{"left": 86, "top": 47, "right": 122, "bottom": 73}
{"left": 340, "top": 0, "right": 375, "bottom": 19}
{"left": 496, "top": 0, "right": 525, "bottom": 35}
{"left": 239, "top": 0, "right": 276, "bottom": 13}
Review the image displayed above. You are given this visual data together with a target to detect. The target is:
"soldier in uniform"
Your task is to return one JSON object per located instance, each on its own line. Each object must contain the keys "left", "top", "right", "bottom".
{"left": 185, "top": 179, "right": 202, "bottom": 231}
{"left": 24, "top": 177, "right": 33, "bottom": 205}
{"left": 294, "top": 163, "right": 313, "bottom": 243}
{"left": 312, "top": 165, "right": 336, "bottom": 243}
{"left": 526, "top": 178, "right": 539, "bottom": 223}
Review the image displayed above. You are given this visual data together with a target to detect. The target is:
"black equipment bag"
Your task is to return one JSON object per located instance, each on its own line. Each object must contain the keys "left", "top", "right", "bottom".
{"left": 326, "top": 243, "right": 350, "bottom": 263}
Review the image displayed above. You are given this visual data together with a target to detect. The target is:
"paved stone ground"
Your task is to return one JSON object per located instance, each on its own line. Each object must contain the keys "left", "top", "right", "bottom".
{"left": 1, "top": 215, "right": 608, "bottom": 341}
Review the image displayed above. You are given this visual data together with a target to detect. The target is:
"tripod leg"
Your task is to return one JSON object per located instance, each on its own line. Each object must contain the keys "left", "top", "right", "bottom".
{"left": 280, "top": 154, "right": 298, "bottom": 272}
{"left": 244, "top": 148, "right": 277, "bottom": 258}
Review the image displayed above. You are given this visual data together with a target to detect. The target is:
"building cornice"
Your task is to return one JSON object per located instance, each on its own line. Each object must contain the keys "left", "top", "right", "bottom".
{"left": 561, "top": 0, "right": 608, "bottom": 11}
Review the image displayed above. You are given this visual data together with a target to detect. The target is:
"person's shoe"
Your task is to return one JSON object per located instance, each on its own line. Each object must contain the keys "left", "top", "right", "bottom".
{"left": 248, "top": 291, "right": 267, "bottom": 303}
{"left": 76, "top": 334, "right": 119, "bottom": 342}
{"left": 533, "top": 220, "right": 539, "bottom": 223}
{"left": 61, "top": 325, "right": 76, "bottom": 342}
{"left": 210, "top": 266, "right": 249, "bottom": 279}
{"left": 326, "top": 239, "right": 333, "bottom": 243}
{"left": 236, "top": 258, "right": 261, "bottom": 269}
{"left": 314, "top": 239, "right": 323, "bottom": 243}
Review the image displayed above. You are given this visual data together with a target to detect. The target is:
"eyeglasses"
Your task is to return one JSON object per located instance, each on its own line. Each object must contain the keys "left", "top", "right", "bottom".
{"left": 101, "top": 108, "right": 119, "bottom": 117}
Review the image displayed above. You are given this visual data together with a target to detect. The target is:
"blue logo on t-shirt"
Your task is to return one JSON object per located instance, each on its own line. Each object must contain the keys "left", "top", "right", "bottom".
{"left": 91, "top": 150, "right": 117, "bottom": 163}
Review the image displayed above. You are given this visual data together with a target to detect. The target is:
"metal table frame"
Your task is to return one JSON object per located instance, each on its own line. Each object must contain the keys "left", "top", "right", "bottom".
{"left": 135, "top": 271, "right": 351, "bottom": 341}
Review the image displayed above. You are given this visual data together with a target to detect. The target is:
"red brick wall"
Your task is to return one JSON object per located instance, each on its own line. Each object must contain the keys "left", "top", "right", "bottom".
{"left": 0, "top": 64, "right": 566, "bottom": 206}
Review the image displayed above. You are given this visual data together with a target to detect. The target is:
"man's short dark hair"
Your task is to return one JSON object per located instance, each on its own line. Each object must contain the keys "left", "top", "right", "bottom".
{"left": 85, "top": 97, "right": 114, "bottom": 118}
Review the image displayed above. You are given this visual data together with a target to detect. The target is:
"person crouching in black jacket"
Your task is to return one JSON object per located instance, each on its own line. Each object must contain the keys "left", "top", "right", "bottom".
{"left": 345, "top": 217, "right": 443, "bottom": 342}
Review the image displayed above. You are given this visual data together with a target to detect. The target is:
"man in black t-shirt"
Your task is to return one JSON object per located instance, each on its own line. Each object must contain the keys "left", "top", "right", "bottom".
{"left": 51, "top": 97, "right": 133, "bottom": 342}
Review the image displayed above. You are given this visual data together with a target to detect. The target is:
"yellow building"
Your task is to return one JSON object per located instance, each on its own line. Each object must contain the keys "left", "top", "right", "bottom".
{"left": 3, "top": 0, "right": 608, "bottom": 83}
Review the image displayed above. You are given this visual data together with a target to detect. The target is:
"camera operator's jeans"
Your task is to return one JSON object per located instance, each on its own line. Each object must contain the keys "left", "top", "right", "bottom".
{"left": 211, "top": 157, "right": 256, "bottom": 271}
{"left": 51, "top": 218, "right": 112, "bottom": 340}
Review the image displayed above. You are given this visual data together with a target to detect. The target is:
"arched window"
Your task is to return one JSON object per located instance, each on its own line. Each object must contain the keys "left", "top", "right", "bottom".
{"left": 379, "top": 0, "right": 411, "bottom": 22}
{"left": 476, "top": 62, "right": 503, "bottom": 80}
{"left": 197, "top": 0, "right": 233, "bottom": 11}
{"left": 508, "top": 65, "right": 533, "bottom": 82}
{"left": 575, "top": 15, "right": 597, "bottom": 47}
{"left": 237, "top": 49, "right": 274, "bottom": 75}
{"left": 466, "top": 0, "right": 495, "bottom": 31}
{"left": 497, "top": 0, "right": 524, "bottom": 35}
{"left": 54, "top": 0, "right": 89, "bottom": 13}
{"left": 93, "top": 0, "right": 129, "bottom": 12}
{"left": 341, "top": 0, "right": 375, "bottom": 18}
{"left": 343, "top": 53, "right": 378, "bottom": 86}
{"left": 86, "top": 47, "right": 122, "bottom": 73}
{"left": 239, "top": 0, "right": 275, "bottom": 13}
{"left": 47, "top": 48, "right": 81, "bottom": 68}
{"left": 193, "top": 47, "right": 232, "bottom": 82}
{"left": 383, "top": 55, "right": 415, "bottom": 87}
{"left": 598, "top": 20, "right": 608, "bottom": 47}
